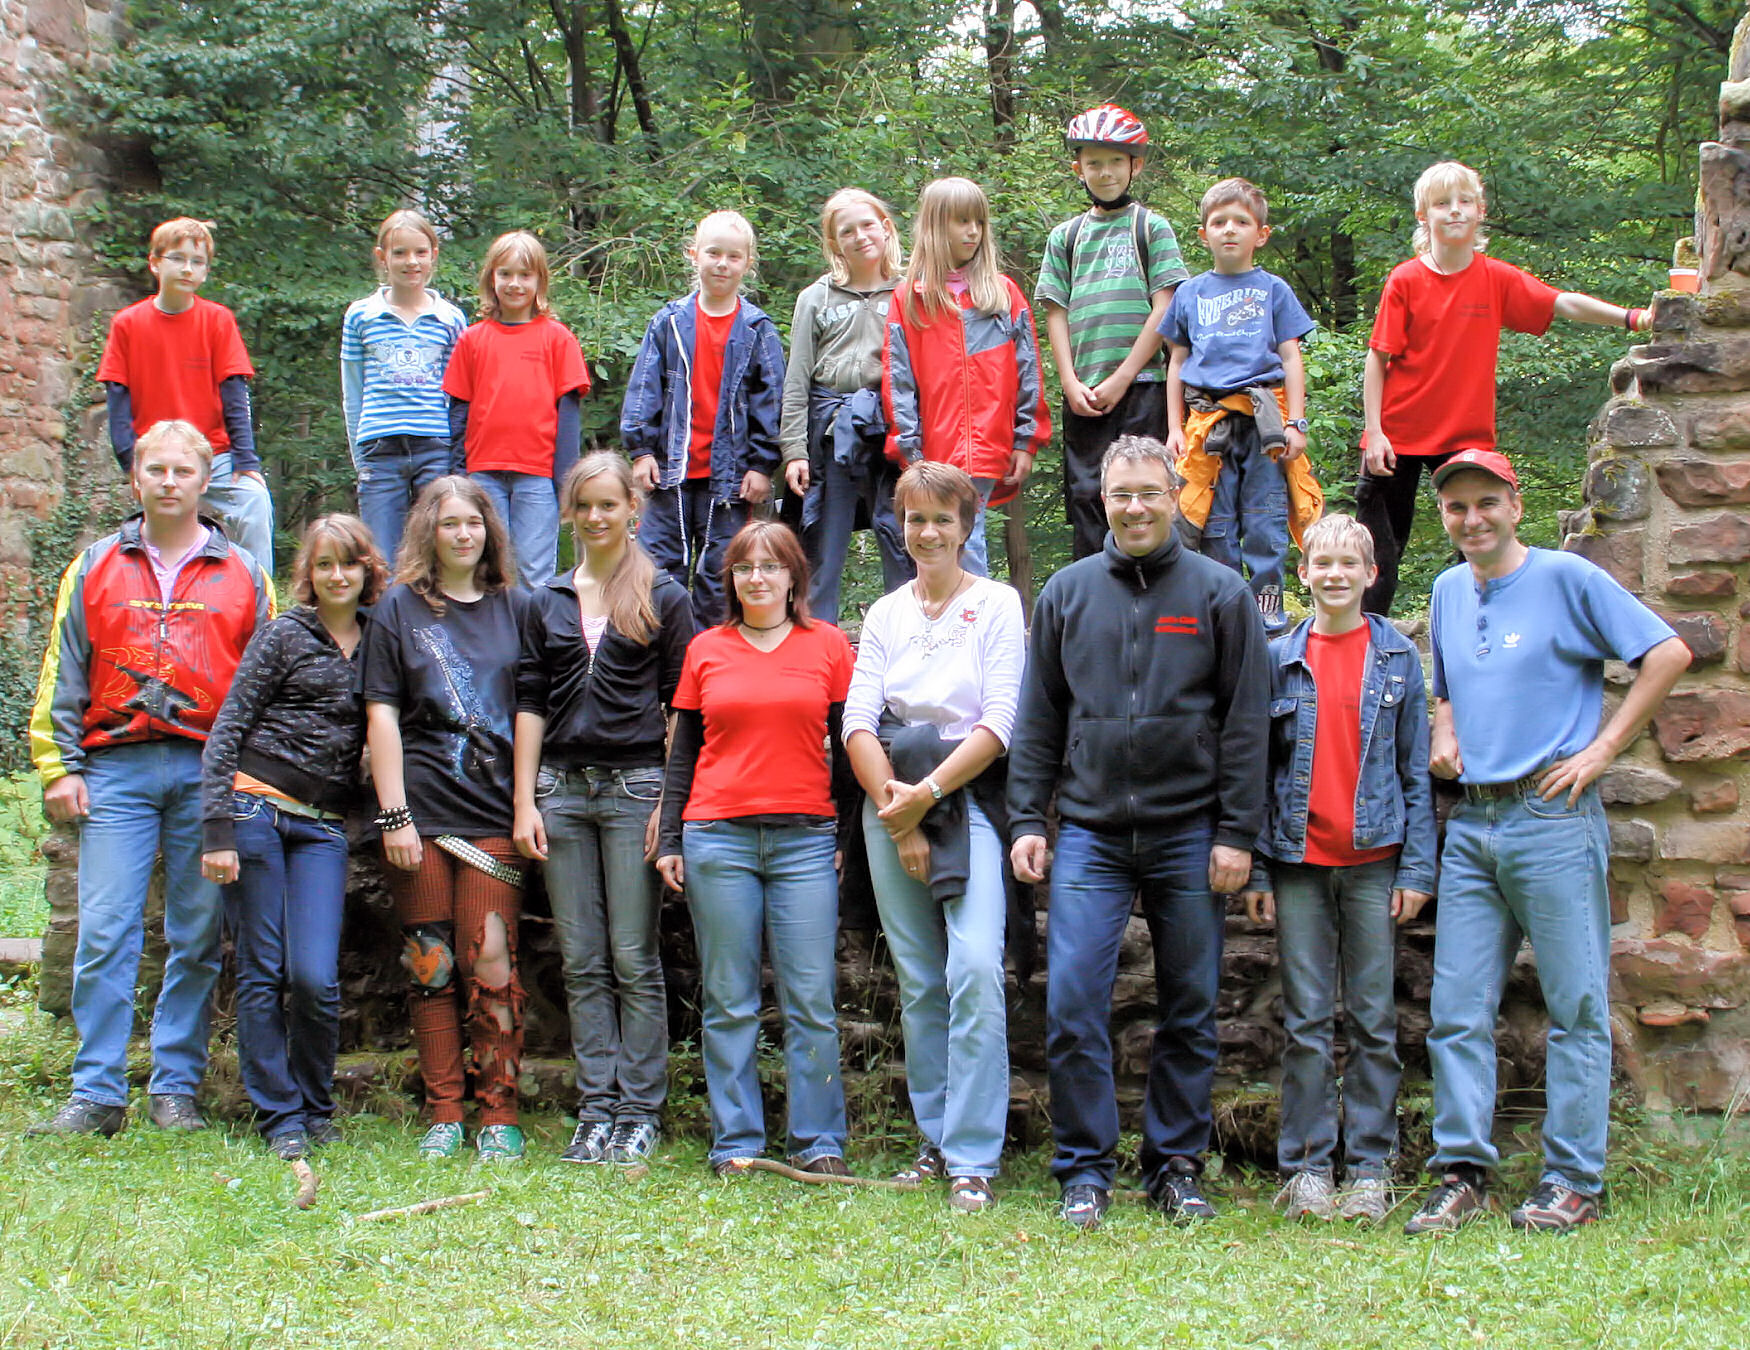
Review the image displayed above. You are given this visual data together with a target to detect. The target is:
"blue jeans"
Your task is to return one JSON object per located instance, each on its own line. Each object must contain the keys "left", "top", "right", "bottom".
{"left": 1203, "top": 439, "right": 1289, "bottom": 633}
{"left": 538, "top": 766, "right": 668, "bottom": 1122}
{"left": 1047, "top": 818, "right": 1222, "bottom": 1189}
{"left": 963, "top": 476, "right": 999, "bottom": 579}
{"left": 355, "top": 434, "right": 450, "bottom": 565}
{"left": 864, "top": 798, "right": 1009, "bottom": 1177}
{"left": 802, "top": 456, "right": 912, "bottom": 627}
{"left": 1271, "top": 856, "right": 1401, "bottom": 1178}
{"left": 470, "top": 469, "right": 559, "bottom": 588}
{"left": 204, "top": 451, "right": 276, "bottom": 575}
{"left": 1427, "top": 787, "right": 1612, "bottom": 1195}
{"left": 70, "top": 741, "right": 223, "bottom": 1106}
{"left": 639, "top": 479, "right": 749, "bottom": 625}
{"left": 683, "top": 818, "right": 845, "bottom": 1165}
{"left": 226, "top": 795, "right": 348, "bottom": 1139}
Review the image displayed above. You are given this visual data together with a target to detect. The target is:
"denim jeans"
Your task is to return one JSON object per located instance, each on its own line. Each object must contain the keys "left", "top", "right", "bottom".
{"left": 864, "top": 797, "right": 1009, "bottom": 1178}
{"left": 963, "top": 476, "right": 999, "bottom": 579}
{"left": 683, "top": 817, "right": 845, "bottom": 1165}
{"left": 1046, "top": 818, "right": 1222, "bottom": 1189}
{"left": 226, "top": 794, "right": 348, "bottom": 1139}
{"left": 204, "top": 451, "right": 276, "bottom": 575}
{"left": 70, "top": 741, "right": 223, "bottom": 1106}
{"left": 638, "top": 480, "right": 749, "bottom": 625}
{"left": 538, "top": 765, "right": 668, "bottom": 1123}
{"left": 802, "top": 455, "right": 912, "bottom": 627}
{"left": 470, "top": 469, "right": 559, "bottom": 588}
{"left": 1202, "top": 438, "right": 1289, "bottom": 633}
{"left": 1271, "top": 856, "right": 1401, "bottom": 1178}
{"left": 355, "top": 434, "right": 451, "bottom": 565}
{"left": 1427, "top": 787, "right": 1612, "bottom": 1194}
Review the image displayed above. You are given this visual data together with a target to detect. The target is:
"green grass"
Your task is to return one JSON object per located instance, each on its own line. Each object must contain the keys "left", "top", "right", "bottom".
{"left": 0, "top": 773, "right": 47, "bottom": 942}
{"left": 1, "top": 997, "right": 1746, "bottom": 1349}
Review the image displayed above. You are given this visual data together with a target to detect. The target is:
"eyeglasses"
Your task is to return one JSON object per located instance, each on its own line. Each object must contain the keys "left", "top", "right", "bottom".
{"left": 1103, "top": 490, "right": 1172, "bottom": 507}
{"left": 730, "top": 562, "right": 790, "bottom": 578}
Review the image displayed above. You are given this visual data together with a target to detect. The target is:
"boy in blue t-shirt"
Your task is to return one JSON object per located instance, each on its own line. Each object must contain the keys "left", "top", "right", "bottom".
{"left": 1161, "top": 178, "right": 1316, "bottom": 634}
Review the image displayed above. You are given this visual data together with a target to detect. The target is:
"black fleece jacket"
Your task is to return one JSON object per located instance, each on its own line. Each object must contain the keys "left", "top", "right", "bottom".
{"left": 1006, "top": 531, "right": 1269, "bottom": 849}
{"left": 201, "top": 606, "right": 369, "bottom": 850}
{"left": 516, "top": 568, "right": 697, "bottom": 769}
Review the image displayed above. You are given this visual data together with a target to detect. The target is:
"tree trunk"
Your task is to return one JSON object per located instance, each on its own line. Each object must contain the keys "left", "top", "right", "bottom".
{"left": 603, "top": 0, "right": 659, "bottom": 150}
{"left": 985, "top": 0, "right": 1017, "bottom": 147}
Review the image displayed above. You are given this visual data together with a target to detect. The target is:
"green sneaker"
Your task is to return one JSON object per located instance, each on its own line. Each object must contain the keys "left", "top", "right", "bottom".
{"left": 417, "top": 1121, "right": 465, "bottom": 1159}
{"left": 476, "top": 1123, "right": 525, "bottom": 1163}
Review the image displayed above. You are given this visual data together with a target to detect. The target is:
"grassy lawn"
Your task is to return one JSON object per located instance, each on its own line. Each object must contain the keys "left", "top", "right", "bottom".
{"left": 0, "top": 993, "right": 1745, "bottom": 1349}
{"left": 0, "top": 773, "right": 47, "bottom": 944}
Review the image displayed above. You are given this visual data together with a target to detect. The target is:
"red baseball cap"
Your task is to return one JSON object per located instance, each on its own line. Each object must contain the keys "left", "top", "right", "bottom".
{"left": 1432, "top": 448, "right": 1519, "bottom": 492}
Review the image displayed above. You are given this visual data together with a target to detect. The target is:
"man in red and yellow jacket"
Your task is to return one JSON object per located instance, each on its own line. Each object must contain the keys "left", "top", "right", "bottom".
{"left": 29, "top": 419, "right": 273, "bottom": 1138}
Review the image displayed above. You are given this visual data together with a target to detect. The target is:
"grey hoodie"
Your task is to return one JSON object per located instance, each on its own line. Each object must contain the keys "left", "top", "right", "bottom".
{"left": 779, "top": 273, "right": 899, "bottom": 464}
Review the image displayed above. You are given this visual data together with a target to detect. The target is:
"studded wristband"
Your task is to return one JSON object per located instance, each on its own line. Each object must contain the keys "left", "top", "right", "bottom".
{"left": 375, "top": 804, "right": 413, "bottom": 832}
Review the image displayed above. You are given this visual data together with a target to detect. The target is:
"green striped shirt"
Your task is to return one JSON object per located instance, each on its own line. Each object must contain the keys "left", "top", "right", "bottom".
{"left": 1035, "top": 205, "right": 1189, "bottom": 385}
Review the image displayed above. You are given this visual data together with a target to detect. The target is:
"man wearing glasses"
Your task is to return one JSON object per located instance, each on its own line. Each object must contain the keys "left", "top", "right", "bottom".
{"left": 1008, "top": 434, "right": 1269, "bottom": 1229}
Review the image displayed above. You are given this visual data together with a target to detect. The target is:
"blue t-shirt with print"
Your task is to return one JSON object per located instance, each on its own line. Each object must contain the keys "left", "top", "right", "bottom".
{"left": 1430, "top": 548, "right": 1676, "bottom": 784}
{"left": 1158, "top": 268, "right": 1314, "bottom": 392}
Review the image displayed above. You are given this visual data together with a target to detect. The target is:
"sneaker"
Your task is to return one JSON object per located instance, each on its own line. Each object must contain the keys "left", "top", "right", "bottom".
{"left": 560, "top": 1119, "right": 615, "bottom": 1165}
{"left": 893, "top": 1144, "right": 947, "bottom": 1185}
{"left": 417, "top": 1121, "right": 465, "bottom": 1159}
{"left": 1274, "top": 1170, "right": 1336, "bottom": 1221}
{"left": 1149, "top": 1157, "right": 1217, "bottom": 1223}
{"left": 606, "top": 1118, "right": 660, "bottom": 1166}
{"left": 476, "top": 1123, "right": 525, "bottom": 1163}
{"left": 267, "top": 1129, "right": 309, "bottom": 1161}
{"left": 1404, "top": 1167, "right": 1492, "bottom": 1235}
{"left": 147, "top": 1093, "right": 206, "bottom": 1131}
{"left": 306, "top": 1117, "right": 343, "bottom": 1149}
{"left": 1509, "top": 1181, "right": 1600, "bottom": 1232}
{"left": 1335, "top": 1176, "right": 1391, "bottom": 1224}
{"left": 26, "top": 1098, "right": 127, "bottom": 1137}
{"left": 947, "top": 1176, "right": 996, "bottom": 1213}
{"left": 1060, "top": 1183, "right": 1111, "bottom": 1231}
{"left": 713, "top": 1156, "right": 756, "bottom": 1178}
{"left": 791, "top": 1154, "right": 851, "bottom": 1178}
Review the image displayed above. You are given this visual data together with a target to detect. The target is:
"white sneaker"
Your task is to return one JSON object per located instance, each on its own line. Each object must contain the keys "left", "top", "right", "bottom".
{"left": 1335, "top": 1175, "right": 1391, "bottom": 1223}
{"left": 1274, "top": 1169, "right": 1336, "bottom": 1220}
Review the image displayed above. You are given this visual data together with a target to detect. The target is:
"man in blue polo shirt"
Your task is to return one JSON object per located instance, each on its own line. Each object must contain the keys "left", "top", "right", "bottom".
{"left": 1404, "top": 449, "right": 1689, "bottom": 1235}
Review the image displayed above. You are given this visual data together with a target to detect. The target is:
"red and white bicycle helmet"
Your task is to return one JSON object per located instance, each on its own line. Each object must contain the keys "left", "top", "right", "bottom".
{"left": 1065, "top": 104, "right": 1149, "bottom": 157}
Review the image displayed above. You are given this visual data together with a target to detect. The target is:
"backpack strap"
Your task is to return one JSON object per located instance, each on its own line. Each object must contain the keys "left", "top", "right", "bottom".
{"left": 1064, "top": 205, "right": 1153, "bottom": 284}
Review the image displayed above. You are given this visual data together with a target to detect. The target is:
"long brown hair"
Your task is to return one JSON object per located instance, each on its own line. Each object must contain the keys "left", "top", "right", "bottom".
{"left": 291, "top": 513, "right": 390, "bottom": 607}
{"left": 560, "top": 452, "right": 660, "bottom": 645}
{"left": 395, "top": 476, "right": 515, "bottom": 614}
{"left": 476, "top": 230, "right": 555, "bottom": 321}
{"left": 719, "top": 520, "right": 813, "bottom": 630}
{"left": 900, "top": 177, "right": 1007, "bottom": 324}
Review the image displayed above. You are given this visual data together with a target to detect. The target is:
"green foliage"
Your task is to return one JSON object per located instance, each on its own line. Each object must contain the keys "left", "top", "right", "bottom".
{"left": 0, "top": 774, "right": 48, "bottom": 941}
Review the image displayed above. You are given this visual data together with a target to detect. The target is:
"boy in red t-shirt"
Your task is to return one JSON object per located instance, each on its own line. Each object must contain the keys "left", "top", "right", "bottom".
{"left": 1358, "top": 162, "right": 1651, "bottom": 614}
{"left": 96, "top": 217, "right": 277, "bottom": 572}
{"left": 1242, "top": 513, "right": 1436, "bottom": 1225}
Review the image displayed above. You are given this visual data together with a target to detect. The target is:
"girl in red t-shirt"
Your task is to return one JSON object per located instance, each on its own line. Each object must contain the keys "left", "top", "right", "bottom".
{"left": 443, "top": 231, "right": 591, "bottom": 588}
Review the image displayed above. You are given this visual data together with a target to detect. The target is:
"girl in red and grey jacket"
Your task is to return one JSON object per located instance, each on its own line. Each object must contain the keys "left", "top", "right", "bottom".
{"left": 882, "top": 177, "right": 1051, "bottom": 577}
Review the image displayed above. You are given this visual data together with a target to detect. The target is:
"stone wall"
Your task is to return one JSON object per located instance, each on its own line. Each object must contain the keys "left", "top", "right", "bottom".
{"left": 1560, "top": 10, "right": 1750, "bottom": 1117}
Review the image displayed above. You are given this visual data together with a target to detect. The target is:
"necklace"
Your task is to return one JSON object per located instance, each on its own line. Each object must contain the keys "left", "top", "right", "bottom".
{"left": 914, "top": 573, "right": 970, "bottom": 622}
{"left": 741, "top": 616, "right": 791, "bottom": 633}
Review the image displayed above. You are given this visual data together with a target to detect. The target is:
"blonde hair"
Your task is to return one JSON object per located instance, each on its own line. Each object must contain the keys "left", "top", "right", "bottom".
{"left": 133, "top": 419, "right": 213, "bottom": 477}
{"left": 559, "top": 452, "right": 661, "bottom": 645}
{"left": 148, "top": 217, "right": 216, "bottom": 259}
{"left": 1412, "top": 161, "right": 1489, "bottom": 255}
{"left": 477, "top": 230, "right": 554, "bottom": 320}
{"left": 375, "top": 209, "right": 439, "bottom": 262}
{"left": 395, "top": 476, "right": 515, "bottom": 613}
{"left": 292, "top": 514, "right": 390, "bottom": 607}
{"left": 901, "top": 177, "right": 1007, "bottom": 323}
{"left": 820, "top": 189, "right": 902, "bottom": 286}
{"left": 688, "top": 211, "right": 758, "bottom": 288}
{"left": 893, "top": 461, "right": 981, "bottom": 547}
{"left": 1298, "top": 512, "right": 1374, "bottom": 570}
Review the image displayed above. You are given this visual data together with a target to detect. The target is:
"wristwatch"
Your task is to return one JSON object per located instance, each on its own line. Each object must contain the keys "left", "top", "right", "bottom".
{"left": 1285, "top": 418, "right": 1309, "bottom": 432}
{"left": 925, "top": 776, "right": 945, "bottom": 801}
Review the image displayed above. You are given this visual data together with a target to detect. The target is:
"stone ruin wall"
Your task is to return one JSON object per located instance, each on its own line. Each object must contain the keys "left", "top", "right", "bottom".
{"left": 4, "top": 0, "right": 1747, "bottom": 1142}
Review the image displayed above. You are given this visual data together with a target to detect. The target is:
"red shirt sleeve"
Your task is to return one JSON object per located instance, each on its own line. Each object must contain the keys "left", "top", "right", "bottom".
{"left": 1368, "top": 264, "right": 1412, "bottom": 357}
{"left": 672, "top": 640, "right": 704, "bottom": 712}
{"left": 442, "top": 325, "right": 479, "bottom": 400}
{"left": 95, "top": 310, "right": 131, "bottom": 385}
{"left": 1495, "top": 258, "right": 1560, "bottom": 336}
{"left": 211, "top": 305, "right": 255, "bottom": 381}
{"left": 548, "top": 321, "right": 591, "bottom": 399}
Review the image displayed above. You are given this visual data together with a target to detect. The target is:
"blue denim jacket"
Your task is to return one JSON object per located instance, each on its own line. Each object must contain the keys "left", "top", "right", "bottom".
{"left": 1257, "top": 613, "right": 1436, "bottom": 895}
{"left": 619, "top": 293, "right": 785, "bottom": 499}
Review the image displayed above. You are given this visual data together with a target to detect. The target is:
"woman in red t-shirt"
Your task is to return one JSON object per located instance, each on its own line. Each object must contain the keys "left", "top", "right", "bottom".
{"left": 656, "top": 521, "right": 856, "bottom": 1178}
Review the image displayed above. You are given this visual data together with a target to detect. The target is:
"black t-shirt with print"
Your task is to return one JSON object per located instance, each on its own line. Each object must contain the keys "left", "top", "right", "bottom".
{"left": 361, "top": 583, "right": 527, "bottom": 838}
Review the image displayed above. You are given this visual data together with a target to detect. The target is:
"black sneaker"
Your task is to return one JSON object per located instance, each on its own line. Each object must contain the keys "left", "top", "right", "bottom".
{"left": 606, "top": 1118, "right": 660, "bottom": 1165}
{"left": 1404, "top": 1166, "right": 1493, "bottom": 1235}
{"left": 306, "top": 1117, "right": 343, "bottom": 1149}
{"left": 147, "top": 1093, "right": 206, "bottom": 1131}
{"left": 1061, "top": 1183, "right": 1111, "bottom": 1231}
{"left": 1149, "top": 1157, "right": 1217, "bottom": 1222}
{"left": 267, "top": 1129, "right": 309, "bottom": 1161}
{"left": 560, "top": 1119, "right": 614, "bottom": 1165}
{"left": 1509, "top": 1182, "right": 1600, "bottom": 1232}
{"left": 26, "top": 1098, "right": 126, "bottom": 1137}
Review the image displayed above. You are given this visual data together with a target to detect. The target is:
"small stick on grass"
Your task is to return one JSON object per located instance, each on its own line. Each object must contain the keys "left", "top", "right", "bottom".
{"left": 353, "top": 1190, "right": 490, "bottom": 1223}
{"left": 738, "top": 1158, "right": 918, "bottom": 1192}
{"left": 290, "top": 1159, "right": 318, "bottom": 1210}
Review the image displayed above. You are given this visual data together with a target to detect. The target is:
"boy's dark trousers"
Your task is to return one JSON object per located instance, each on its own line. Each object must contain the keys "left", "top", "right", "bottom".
{"left": 1354, "top": 449, "right": 1459, "bottom": 615}
{"left": 638, "top": 478, "right": 749, "bottom": 626}
{"left": 1062, "top": 382, "right": 1166, "bottom": 560}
